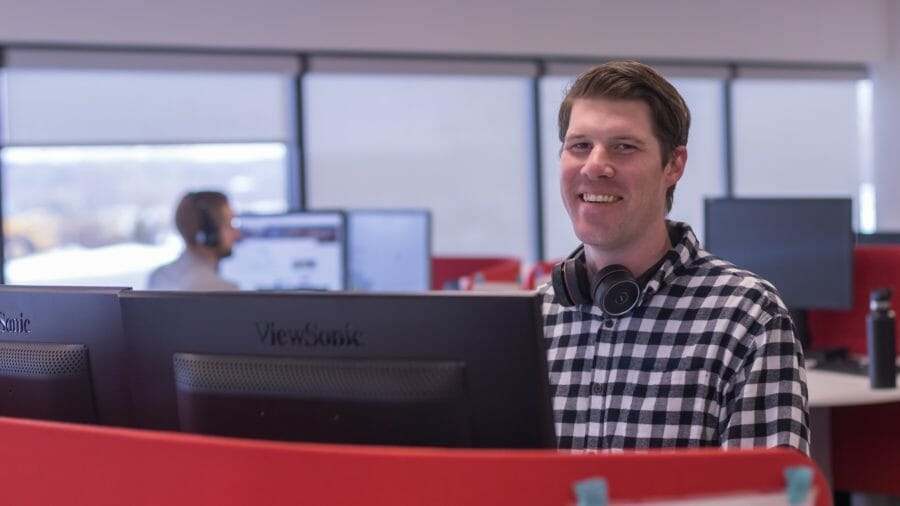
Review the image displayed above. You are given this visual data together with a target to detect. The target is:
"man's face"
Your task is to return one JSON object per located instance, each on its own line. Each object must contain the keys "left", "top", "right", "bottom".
{"left": 560, "top": 98, "right": 685, "bottom": 253}
{"left": 216, "top": 205, "right": 240, "bottom": 258}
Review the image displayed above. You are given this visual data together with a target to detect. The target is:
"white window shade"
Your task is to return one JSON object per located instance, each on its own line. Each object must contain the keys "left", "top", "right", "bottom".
{"left": 1, "top": 49, "right": 300, "bottom": 145}
{"left": 2, "top": 69, "right": 295, "bottom": 145}
{"left": 732, "top": 78, "right": 866, "bottom": 229}
{"left": 304, "top": 73, "right": 535, "bottom": 261}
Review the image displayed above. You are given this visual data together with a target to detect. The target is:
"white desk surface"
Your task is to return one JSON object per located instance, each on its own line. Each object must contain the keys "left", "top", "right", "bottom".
{"left": 807, "top": 368, "right": 900, "bottom": 408}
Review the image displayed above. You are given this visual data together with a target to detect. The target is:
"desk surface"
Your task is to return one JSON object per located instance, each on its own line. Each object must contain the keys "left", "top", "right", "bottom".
{"left": 807, "top": 368, "right": 900, "bottom": 407}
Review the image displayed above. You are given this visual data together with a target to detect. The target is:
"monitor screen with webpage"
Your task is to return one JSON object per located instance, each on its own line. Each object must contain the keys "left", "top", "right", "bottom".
{"left": 346, "top": 209, "right": 431, "bottom": 292}
{"left": 220, "top": 211, "right": 346, "bottom": 291}
{"left": 120, "top": 290, "right": 555, "bottom": 448}
{"left": 703, "top": 197, "right": 854, "bottom": 352}
{"left": 0, "top": 285, "right": 131, "bottom": 425}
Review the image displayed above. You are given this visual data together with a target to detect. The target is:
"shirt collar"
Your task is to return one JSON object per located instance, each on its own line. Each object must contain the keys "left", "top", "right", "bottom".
{"left": 642, "top": 220, "right": 699, "bottom": 298}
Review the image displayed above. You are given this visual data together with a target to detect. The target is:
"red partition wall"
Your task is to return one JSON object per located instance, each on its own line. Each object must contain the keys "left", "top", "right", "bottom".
{"left": 807, "top": 245, "right": 900, "bottom": 355}
{"left": 0, "top": 416, "right": 829, "bottom": 506}
{"left": 431, "top": 256, "right": 521, "bottom": 290}
{"left": 830, "top": 402, "right": 900, "bottom": 497}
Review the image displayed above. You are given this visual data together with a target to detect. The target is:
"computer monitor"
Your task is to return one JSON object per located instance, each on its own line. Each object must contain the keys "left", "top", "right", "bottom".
{"left": 120, "top": 290, "right": 555, "bottom": 448}
{"left": 346, "top": 209, "right": 431, "bottom": 292}
{"left": 704, "top": 197, "right": 854, "bottom": 350}
{"left": 856, "top": 232, "right": 900, "bottom": 245}
{"left": 0, "top": 285, "right": 131, "bottom": 425}
{"left": 220, "top": 211, "right": 347, "bottom": 291}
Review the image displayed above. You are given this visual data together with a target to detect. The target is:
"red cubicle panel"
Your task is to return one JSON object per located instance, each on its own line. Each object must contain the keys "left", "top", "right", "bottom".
{"left": 807, "top": 245, "right": 900, "bottom": 355}
{"left": 431, "top": 256, "right": 521, "bottom": 290}
{"left": 0, "top": 416, "right": 829, "bottom": 506}
{"left": 830, "top": 402, "right": 900, "bottom": 497}
{"left": 523, "top": 259, "right": 561, "bottom": 290}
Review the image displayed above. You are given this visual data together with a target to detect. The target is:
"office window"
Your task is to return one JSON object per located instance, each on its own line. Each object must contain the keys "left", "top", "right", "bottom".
{"left": 304, "top": 68, "right": 536, "bottom": 262}
{"left": 539, "top": 71, "right": 726, "bottom": 261}
{"left": 0, "top": 52, "right": 297, "bottom": 287}
{"left": 732, "top": 75, "right": 871, "bottom": 230}
{"left": 1, "top": 144, "right": 288, "bottom": 287}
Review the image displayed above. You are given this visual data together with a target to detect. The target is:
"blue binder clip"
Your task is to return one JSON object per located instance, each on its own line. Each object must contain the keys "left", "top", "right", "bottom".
{"left": 573, "top": 477, "right": 608, "bottom": 506}
{"left": 785, "top": 466, "right": 813, "bottom": 505}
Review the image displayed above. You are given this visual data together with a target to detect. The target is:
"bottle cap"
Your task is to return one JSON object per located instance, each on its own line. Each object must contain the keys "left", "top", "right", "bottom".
{"left": 870, "top": 287, "right": 894, "bottom": 311}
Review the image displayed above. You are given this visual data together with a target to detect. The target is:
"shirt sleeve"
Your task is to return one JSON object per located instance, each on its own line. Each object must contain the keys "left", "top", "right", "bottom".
{"left": 720, "top": 308, "right": 810, "bottom": 455}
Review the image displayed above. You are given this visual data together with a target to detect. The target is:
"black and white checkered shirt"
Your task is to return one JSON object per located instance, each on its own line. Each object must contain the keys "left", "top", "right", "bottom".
{"left": 540, "top": 221, "right": 809, "bottom": 454}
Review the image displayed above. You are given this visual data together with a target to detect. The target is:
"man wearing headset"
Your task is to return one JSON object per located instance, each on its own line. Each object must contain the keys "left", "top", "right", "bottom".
{"left": 542, "top": 61, "right": 809, "bottom": 454}
{"left": 147, "top": 190, "right": 241, "bottom": 291}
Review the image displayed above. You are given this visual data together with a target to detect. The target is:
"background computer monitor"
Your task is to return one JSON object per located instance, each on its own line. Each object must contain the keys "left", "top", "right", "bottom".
{"left": 0, "top": 286, "right": 131, "bottom": 425}
{"left": 120, "top": 290, "right": 555, "bottom": 448}
{"left": 704, "top": 197, "right": 854, "bottom": 349}
{"left": 856, "top": 231, "right": 900, "bottom": 245}
{"left": 220, "top": 211, "right": 347, "bottom": 291}
{"left": 346, "top": 209, "right": 431, "bottom": 292}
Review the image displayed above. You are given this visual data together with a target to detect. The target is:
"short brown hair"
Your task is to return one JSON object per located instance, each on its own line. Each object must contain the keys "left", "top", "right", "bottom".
{"left": 558, "top": 60, "right": 691, "bottom": 212}
{"left": 174, "top": 191, "right": 229, "bottom": 245}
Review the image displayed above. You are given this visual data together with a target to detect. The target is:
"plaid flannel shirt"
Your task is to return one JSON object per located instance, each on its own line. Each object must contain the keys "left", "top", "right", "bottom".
{"left": 540, "top": 221, "right": 809, "bottom": 454}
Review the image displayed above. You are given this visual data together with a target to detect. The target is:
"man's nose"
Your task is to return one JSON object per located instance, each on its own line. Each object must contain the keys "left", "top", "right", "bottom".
{"left": 581, "top": 146, "right": 615, "bottom": 178}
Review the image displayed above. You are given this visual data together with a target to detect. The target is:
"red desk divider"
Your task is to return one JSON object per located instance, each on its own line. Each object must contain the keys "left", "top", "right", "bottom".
{"left": 807, "top": 245, "right": 900, "bottom": 355}
{"left": 0, "top": 416, "right": 830, "bottom": 506}
{"left": 431, "top": 256, "right": 521, "bottom": 290}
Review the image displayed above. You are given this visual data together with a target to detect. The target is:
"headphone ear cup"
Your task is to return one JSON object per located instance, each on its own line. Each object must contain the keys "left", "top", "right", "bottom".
{"left": 565, "top": 258, "right": 592, "bottom": 306}
{"left": 195, "top": 228, "right": 219, "bottom": 248}
{"left": 551, "top": 257, "right": 593, "bottom": 307}
{"left": 551, "top": 261, "right": 575, "bottom": 306}
{"left": 591, "top": 265, "right": 640, "bottom": 316}
{"left": 192, "top": 198, "right": 220, "bottom": 248}
{"left": 203, "top": 227, "right": 220, "bottom": 248}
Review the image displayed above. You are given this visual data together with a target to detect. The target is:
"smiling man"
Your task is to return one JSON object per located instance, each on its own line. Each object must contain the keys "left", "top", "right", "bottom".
{"left": 541, "top": 61, "right": 809, "bottom": 454}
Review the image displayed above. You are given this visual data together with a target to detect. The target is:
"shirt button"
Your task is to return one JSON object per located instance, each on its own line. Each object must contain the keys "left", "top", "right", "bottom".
{"left": 591, "top": 383, "right": 602, "bottom": 395}
{"left": 604, "top": 318, "right": 614, "bottom": 328}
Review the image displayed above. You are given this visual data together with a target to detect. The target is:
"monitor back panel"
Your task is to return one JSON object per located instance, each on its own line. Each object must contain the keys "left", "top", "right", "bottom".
{"left": 120, "top": 290, "right": 554, "bottom": 448}
{"left": 704, "top": 197, "right": 854, "bottom": 310}
{"left": 0, "top": 286, "right": 131, "bottom": 425}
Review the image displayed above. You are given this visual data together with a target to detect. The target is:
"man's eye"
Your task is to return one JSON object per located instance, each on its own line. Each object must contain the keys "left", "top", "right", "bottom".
{"left": 567, "top": 142, "right": 591, "bottom": 151}
{"left": 614, "top": 143, "right": 636, "bottom": 152}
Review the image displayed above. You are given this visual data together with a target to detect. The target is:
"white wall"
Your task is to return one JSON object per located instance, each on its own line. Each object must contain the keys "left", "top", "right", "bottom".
{"left": 0, "top": 0, "right": 888, "bottom": 63}
{"left": 871, "top": 1, "right": 900, "bottom": 230}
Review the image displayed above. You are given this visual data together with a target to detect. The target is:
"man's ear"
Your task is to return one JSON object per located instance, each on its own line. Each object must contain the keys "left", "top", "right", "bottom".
{"left": 664, "top": 146, "right": 687, "bottom": 186}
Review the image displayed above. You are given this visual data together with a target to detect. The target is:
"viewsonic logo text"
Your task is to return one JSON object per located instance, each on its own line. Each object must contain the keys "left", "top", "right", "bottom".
{"left": 0, "top": 312, "right": 31, "bottom": 333}
{"left": 254, "top": 321, "right": 363, "bottom": 347}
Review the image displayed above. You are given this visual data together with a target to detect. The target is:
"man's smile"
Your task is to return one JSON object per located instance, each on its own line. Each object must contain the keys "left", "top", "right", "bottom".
{"left": 580, "top": 193, "right": 623, "bottom": 203}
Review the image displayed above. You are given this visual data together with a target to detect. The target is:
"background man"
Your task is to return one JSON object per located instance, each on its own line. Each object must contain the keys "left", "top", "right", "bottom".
{"left": 147, "top": 190, "right": 240, "bottom": 291}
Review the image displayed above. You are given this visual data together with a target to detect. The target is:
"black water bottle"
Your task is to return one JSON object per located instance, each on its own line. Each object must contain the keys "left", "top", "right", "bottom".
{"left": 867, "top": 287, "right": 897, "bottom": 389}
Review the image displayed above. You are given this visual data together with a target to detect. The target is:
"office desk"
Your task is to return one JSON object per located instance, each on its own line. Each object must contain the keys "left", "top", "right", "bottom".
{"left": 807, "top": 369, "right": 900, "bottom": 497}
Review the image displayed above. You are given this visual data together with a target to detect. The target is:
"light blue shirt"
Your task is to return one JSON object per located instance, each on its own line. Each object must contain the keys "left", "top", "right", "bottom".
{"left": 146, "top": 249, "right": 239, "bottom": 291}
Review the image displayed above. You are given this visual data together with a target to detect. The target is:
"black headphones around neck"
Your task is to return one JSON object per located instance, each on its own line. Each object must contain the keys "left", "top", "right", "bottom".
{"left": 550, "top": 245, "right": 641, "bottom": 316}
{"left": 190, "top": 193, "right": 220, "bottom": 248}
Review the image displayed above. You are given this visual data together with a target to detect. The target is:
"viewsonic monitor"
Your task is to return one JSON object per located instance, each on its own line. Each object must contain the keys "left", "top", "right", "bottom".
{"left": 704, "top": 197, "right": 854, "bottom": 349}
{"left": 220, "top": 211, "right": 346, "bottom": 291}
{"left": 0, "top": 286, "right": 131, "bottom": 425}
{"left": 120, "top": 290, "right": 555, "bottom": 448}
{"left": 346, "top": 209, "right": 431, "bottom": 292}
